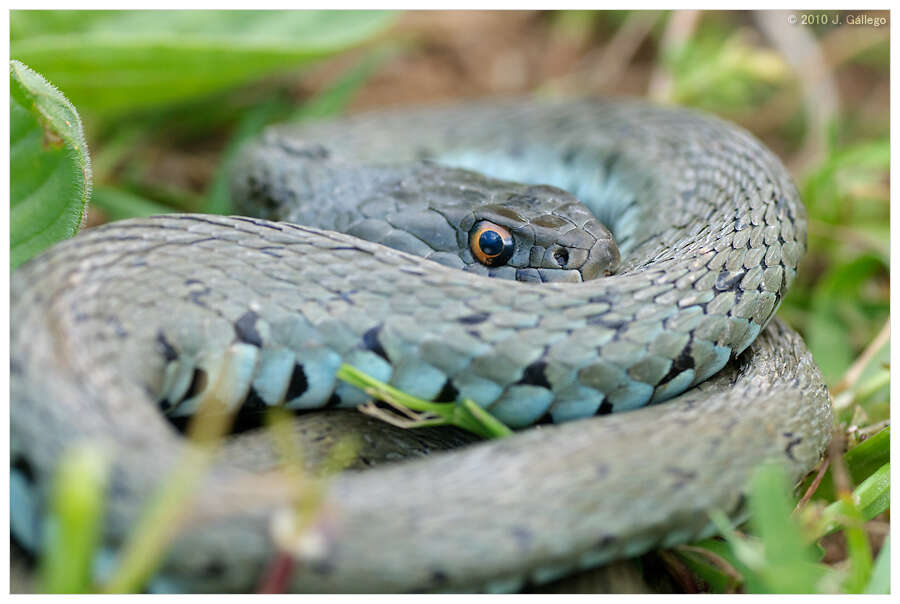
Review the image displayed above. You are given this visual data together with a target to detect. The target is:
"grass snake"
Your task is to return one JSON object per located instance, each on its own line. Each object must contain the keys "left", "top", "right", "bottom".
{"left": 10, "top": 99, "right": 833, "bottom": 592}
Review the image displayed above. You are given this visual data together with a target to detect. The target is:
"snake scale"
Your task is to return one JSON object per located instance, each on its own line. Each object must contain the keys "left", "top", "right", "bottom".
{"left": 10, "top": 99, "right": 833, "bottom": 593}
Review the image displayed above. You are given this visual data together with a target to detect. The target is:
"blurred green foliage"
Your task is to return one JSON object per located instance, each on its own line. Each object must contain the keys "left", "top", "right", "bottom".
{"left": 11, "top": 10, "right": 394, "bottom": 117}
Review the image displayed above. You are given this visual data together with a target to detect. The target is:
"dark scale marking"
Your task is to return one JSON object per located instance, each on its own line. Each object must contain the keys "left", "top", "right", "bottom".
{"left": 587, "top": 314, "right": 625, "bottom": 329}
{"left": 185, "top": 280, "right": 212, "bottom": 307}
{"left": 414, "top": 146, "right": 435, "bottom": 160}
{"left": 516, "top": 360, "right": 552, "bottom": 389}
{"left": 596, "top": 535, "right": 617, "bottom": 549}
{"left": 666, "top": 467, "right": 697, "bottom": 490}
{"left": 361, "top": 325, "right": 389, "bottom": 361}
{"left": 598, "top": 400, "right": 614, "bottom": 415}
{"left": 188, "top": 368, "right": 208, "bottom": 399}
{"left": 715, "top": 269, "right": 746, "bottom": 292}
{"left": 429, "top": 569, "right": 449, "bottom": 587}
{"left": 12, "top": 455, "right": 36, "bottom": 483}
{"left": 285, "top": 364, "right": 309, "bottom": 401}
{"left": 785, "top": 435, "right": 803, "bottom": 462}
{"left": 202, "top": 559, "right": 227, "bottom": 579}
{"left": 234, "top": 310, "right": 263, "bottom": 347}
{"left": 244, "top": 387, "right": 269, "bottom": 411}
{"left": 231, "top": 216, "right": 285, "bottom": 231}
{"left": 458, "top": 313, "right": 489, "bottom": 325}
{"left": 657, "top": 347, "right": 696, "bottom": 386}
{"left": 278, "top": 141, "right": 330, "bottom": 160}
{"left": 155, "top": 331, "right": 178, "bottom": 362}
{"left": 257, "top": 247, "right": 284, "bottom": 258}
{"left": 433, "top": 378, "right": 459, "bottom": 403}
{"left": 510, "top": 526, "right": 534, "bottom": 551}
{"left": 311, "top": 559, "right": 336, "bottom": 576}
{"left": 325, "top": 392, "right": 342, "bottom": 408}
{"left": 156, "top": 329, "right": 178, "bottom": 363}
{"left": 534, "top": 412, "right": 555, "bottom": 425}
{"left": 329, "top": 246, "right": 368, "bottom": 255}
{"left": 603, "top": 151, "right": 621, "bottom": 174}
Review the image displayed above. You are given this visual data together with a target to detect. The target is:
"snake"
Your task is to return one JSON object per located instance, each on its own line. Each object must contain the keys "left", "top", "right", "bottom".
{"left": 10, "top": 99, "right": 834, "bottom": 593}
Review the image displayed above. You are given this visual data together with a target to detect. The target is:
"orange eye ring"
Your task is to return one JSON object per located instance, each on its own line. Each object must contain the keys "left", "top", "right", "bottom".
{"left": 470, "top": 221, "right": 514, "bottom": 266}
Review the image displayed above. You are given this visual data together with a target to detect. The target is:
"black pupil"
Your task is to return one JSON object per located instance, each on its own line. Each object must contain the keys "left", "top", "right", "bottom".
{"left": 479, "top": 230, "right": 504, "bottom": 256}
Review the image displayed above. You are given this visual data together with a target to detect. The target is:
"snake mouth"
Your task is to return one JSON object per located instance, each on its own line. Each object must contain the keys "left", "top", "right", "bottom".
{"left": 533, "top": 266, "right": 586, "bottom": 283}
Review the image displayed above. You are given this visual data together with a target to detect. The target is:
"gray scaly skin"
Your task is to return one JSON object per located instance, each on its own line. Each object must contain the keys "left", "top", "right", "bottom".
{"left": 10, "top": 99, "right": 832, "bottom": 592}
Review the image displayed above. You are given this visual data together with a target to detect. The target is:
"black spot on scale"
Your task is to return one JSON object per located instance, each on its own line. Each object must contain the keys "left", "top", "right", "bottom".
{"left": 534, "top": 412, "right": 555, "bottom": 425}
{"left": 596, "top": 534, "right": 617, "bottom": 549}
{"left": 433, "top": 378, "right": 459, "bottom": 403}
{"left": 588, "top": 295, "right": 612, "bottom": 305}
{"left": 188, "top": 368, "right": 208, "bottom": 398}
{"left": 715, "top": 269, "right": 746, "bottom": 292}
{"left": 784, "top": 435, "right": 803, "bottom": 462}
{"left": 587, "top": 314, "right": 625, "bottom": 329}
{"left": 516, "top": 360, "right": 551, "bottom": 389}
{"left": 458, "top": 313, "right": 489, "bottom": 325}
{"left": 325, "top": 392, "right": 342, "bottom": 408}
{"left": 243, "top": 387, "right": 269, "bottom": 411}
{"left": 155, "top": 330, "right": 178, "bottom": 362}
{"left": 184, "top": 278, "right": 212, "bottom": 306}
{"left": 12, "top": 455, "right": 35, "bottom": 483}
{"left": 234, "top": 310, "right": 263, "bottom": 347}
{"left": 414, "top": 146, "right": 436, "bottom": 161}
{"left": 598, "top": 400, "right": 614, "bottom": 415}
{"left": 657, "top": 347, "right": 696, "bottom": 386}
{"left": 429, "top": 568, "right": 449, "bottom": 587}
{"left": 361, "top": 324, "right": 388, "bottom": 361}
{"left": 603, "top": 152, "right": 621, "bottom": 174}
{"left": 201, "top": 559, "right": 227, "bottom": 579}
{"left": 285, "top": 363, "right": 309, "bottom": 400}
{"left": 310, "top": 555, "right": 336, "bottom": 575}
{"left": 666, "top": 467, "right": 697, "bottom": 490}
{"left": 510, "top": 526, "right": 534, "bottom": 551}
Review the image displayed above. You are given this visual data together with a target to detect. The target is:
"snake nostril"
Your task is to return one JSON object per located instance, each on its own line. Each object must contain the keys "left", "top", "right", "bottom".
{"left": 553, "top": 248, "right": 569, "bottom": 267}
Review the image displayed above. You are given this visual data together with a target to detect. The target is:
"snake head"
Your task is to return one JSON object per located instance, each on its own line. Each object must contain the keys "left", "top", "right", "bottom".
{"left": 468, "top": 186, "right": 620, "bottom": 282}
{"left": 232, "top": 141, "right": 620, "bottom": 283}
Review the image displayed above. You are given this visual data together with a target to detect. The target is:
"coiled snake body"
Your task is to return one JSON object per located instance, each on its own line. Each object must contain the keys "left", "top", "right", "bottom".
{"left": 10, "top": 100, "right": 832, "bottom": 592}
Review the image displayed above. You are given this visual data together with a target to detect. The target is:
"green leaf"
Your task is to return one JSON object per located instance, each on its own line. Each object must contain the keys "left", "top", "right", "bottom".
{"left": 673, "top": 543, "right": 742, "bottom": 593}
{"left": 11, "top": 10, "right": 395, "bottom": 116}
{"left": 39, "top": 444, "right": 109, "bottom": 593}
{"left": 10, "top": 60, "right": 92, "bottom": 269}
{"left": 800, "top": 427, "right": 890, "bottom": 503}
{"left": 745, "top": 464, "right": 826, "bottom": 593}
{"left": 821, "top": 462, "right": 890, "bottom": 535}
{"left": 839, "top": 495, "right": 872, "bottom": 594}
{"left": 864, "top": 537, "right": 890, "bottom": 594}
{"left": 336, "top": 364, "right": 512, "bottom": 439}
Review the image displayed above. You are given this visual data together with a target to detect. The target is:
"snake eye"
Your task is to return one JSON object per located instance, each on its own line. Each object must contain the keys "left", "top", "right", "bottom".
{"left": 470, "top": 221, "right": 514, "bottom": 266}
